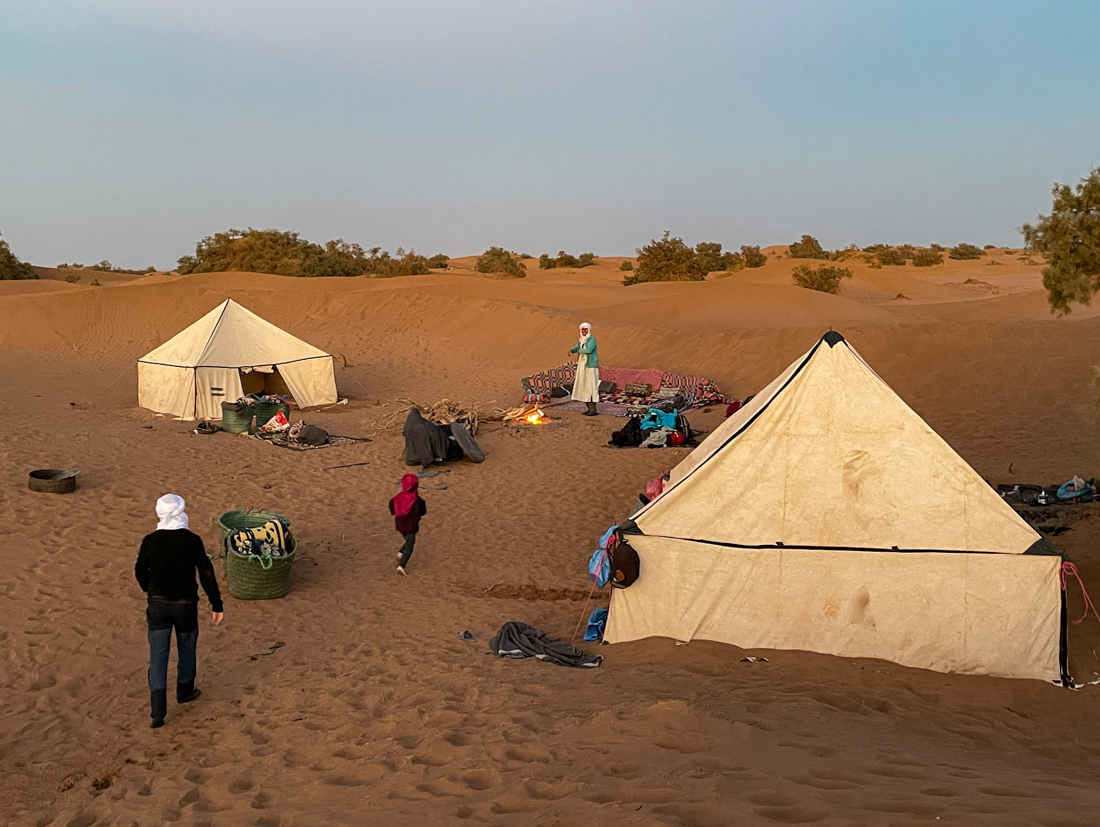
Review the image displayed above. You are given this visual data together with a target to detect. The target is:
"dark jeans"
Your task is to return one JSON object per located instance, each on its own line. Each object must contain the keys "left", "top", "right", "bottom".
{"left": 147, "top": 600, "right": 198, "bottom": 692}
{"left": 398, "top": 533, "right": 417, "bottom": 568}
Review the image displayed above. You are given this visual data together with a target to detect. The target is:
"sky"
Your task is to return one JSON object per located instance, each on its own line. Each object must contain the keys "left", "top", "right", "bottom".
{"left": 2, "top": 0, "right": 1099, "bottom": 269}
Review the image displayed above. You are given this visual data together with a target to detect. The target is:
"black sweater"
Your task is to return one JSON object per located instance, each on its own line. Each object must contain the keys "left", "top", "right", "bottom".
{"left": 135, "top": 529, "right": 224, "bottom": 612}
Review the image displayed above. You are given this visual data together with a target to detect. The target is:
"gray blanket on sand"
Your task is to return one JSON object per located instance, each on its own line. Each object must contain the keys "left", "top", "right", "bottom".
{"left": 488, "top": 621, "right": 602, "bottom": 668}
{"left": 403, "top": 409, "right": 448, "bottom": 467}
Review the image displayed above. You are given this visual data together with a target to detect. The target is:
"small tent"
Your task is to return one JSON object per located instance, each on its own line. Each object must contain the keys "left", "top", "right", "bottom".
{"left": 607, "top": 331, "right": 1069, "bottom": 682}
{"left": 138, "top": 298, "right": 338, "bottom": 420}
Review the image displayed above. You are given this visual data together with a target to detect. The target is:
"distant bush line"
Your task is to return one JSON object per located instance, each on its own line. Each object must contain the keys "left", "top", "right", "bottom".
{"left": 623, "top": 232, "right": 766, "bottom": 286}
{"left": 539, "top": 251, "right": 595, "bottom": 269}
{"left": 177, "top": 228, "right": 446, "bottom": 278}
{"left": 58, "top": 261, "right": 156, "bottom": 275}
{"left": 0, "top": 232, "right": 38, "bottom": 280}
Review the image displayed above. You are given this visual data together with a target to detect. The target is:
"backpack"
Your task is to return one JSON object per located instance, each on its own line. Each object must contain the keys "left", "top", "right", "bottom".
{"left": 608, "top": 532, "right": 640, "bottom": 588}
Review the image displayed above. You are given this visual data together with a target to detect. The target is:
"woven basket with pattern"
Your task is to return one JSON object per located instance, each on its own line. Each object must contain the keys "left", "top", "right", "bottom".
{"left": 217, "top": 509, "right": 296, "bottom": 600}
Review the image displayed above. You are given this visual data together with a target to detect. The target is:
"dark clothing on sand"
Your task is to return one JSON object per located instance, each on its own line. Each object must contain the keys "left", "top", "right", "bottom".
{"left": 135, "top": 529, "right": 223, "bottom": 612}
{"left": 389, "top": 496, "right": 427, "bottom": 536}
{"left": 403, "top": 409, "right": 448, "bottom": 467}
{"left": 397, "top": 533, "right": 417, "bottom": 568}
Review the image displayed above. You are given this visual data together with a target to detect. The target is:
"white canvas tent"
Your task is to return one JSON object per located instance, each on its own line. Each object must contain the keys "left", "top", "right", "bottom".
{"left": 607, "top": 331, "right": 1068, "bottom": 683}
{"left": 138, "top": 298, "right": 338, "bottom": 420}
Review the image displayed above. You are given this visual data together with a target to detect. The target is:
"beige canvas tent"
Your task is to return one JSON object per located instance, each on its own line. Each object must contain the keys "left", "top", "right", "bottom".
{"left": 138, "top": 298, "right": 338, "bottom": 420}
{"left": 607, "top": 331, "right": 1068, "bottom": 683}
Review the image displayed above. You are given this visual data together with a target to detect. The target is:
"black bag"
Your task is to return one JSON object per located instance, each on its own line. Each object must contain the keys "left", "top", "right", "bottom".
{"left": 675, "top": 414, "right": 697, "bottom": 445}
{"left": 295, "top": 423, "right": 329, "bottom": 445}
{"left": 609, "top": 532, "right": 640, "bottom": 588}
{"left": 609, "top": 417, "right": 643, "bottom": 447}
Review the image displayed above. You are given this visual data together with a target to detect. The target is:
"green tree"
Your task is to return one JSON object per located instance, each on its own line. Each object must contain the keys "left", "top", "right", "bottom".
{"left": 1022, "top": 167, "right": 1100, "bottom": 313}
{"left": 788, "top": 235, "right": 830, "bottom": 260}
{"left": 426, "top": 254, "right": 449, "bottom": 269}
{"left": 0, "top": 233, "right": 38, "bottom": 280}
{"left": 949, "top": 243, "right": 985, "bottom": 260}
{"left": 624, "top": 231, "right": 704, "bottom": 285}
{"left": 791, "top": 264, "right": 852, "bottom": 294}
{"left": 740, "top": 245, "right": 767, "bottom": 268}
{"left": 475, "top": 246, "right": 526, "bottom": 278}
{"left": 618, "top": 260, "right": 633, "bottom": 271}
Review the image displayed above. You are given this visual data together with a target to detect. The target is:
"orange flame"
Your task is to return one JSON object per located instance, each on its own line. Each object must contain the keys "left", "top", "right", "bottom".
{"left": 525, "top": 409, "right": 546, "bottom": 425}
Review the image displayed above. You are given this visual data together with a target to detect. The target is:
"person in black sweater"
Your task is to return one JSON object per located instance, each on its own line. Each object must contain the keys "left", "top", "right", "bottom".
{"left": 389, "top": 473, "right": 427, "bottom": 575}
{"left": 135, "top": 494, "right": 224, "bottom": 728}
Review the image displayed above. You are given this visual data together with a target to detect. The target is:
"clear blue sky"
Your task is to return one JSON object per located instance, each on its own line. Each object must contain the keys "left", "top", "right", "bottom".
{"left": 2, "top": 1, "right": 1099, "bottom": 269}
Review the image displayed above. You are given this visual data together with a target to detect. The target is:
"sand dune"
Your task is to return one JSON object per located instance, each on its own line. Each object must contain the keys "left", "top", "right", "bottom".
{"left": 3, "top": 254, "right": 1100, "bottom": 825}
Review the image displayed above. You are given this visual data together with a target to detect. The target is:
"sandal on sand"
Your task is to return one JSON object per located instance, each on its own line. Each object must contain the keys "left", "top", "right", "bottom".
{"left": 457, "top": 630, "right": 477, "bottom": 642}
{"left": 397, "top": 566, "right": 407, "bottom": 576}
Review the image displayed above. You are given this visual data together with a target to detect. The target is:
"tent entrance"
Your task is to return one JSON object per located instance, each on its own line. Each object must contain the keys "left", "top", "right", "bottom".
{"left": 241, "top": 366, "right": 293, "bottom": 400}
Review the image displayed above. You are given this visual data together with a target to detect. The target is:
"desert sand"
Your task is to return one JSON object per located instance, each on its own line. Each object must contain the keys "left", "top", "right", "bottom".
{"left": 3, "top": 250, "right": 1100, "bottom": 826}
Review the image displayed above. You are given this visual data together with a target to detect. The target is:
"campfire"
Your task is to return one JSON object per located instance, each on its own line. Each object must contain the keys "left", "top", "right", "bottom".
{"left": 501, "top": 405, "right": 551, "bottom": 425}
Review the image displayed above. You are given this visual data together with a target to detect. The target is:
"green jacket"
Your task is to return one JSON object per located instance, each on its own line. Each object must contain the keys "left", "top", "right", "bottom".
{"left": 570, "top": 336, "right": 599, "bottom": 368}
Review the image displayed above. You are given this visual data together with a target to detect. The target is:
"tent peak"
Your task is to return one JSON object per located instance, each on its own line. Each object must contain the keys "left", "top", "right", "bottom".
{"left": 822, "top": 330, "right": 845, "bottom": 348}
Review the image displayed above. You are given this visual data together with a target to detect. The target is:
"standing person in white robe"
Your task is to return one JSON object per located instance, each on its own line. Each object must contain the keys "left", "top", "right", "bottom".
{"left": 569, "top": 322, "right": 600, "bottom": 416}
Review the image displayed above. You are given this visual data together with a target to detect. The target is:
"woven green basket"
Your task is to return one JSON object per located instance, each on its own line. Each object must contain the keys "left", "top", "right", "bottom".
{"left": 252, "top": 401, "right": 291, "bottom": 428}
{"left": 218, "top": 510, "right": 296, "bottom": 600}
{"left": 220, "top": 402, "right": 254, "bottom": 434}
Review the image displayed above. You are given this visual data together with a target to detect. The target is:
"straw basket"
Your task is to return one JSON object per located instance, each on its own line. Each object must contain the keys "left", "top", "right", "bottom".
{"left": 217, "top": 509, "right": 297, "bottom": 600}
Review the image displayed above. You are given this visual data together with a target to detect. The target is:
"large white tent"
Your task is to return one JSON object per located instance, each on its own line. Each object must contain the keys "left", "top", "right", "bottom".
{"left": 138, "top": 298, "right": 338, "bottom": 420}
{"left": 607, "top": 331, "right": 1068, "bottom": 683}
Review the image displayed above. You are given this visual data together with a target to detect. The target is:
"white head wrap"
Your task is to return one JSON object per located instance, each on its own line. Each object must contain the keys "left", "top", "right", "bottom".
{"left": 156, "top": 494, "right": 189, "bottom": 531}
{"left": 579, "top": 322, "right": 591, "bottom": 343}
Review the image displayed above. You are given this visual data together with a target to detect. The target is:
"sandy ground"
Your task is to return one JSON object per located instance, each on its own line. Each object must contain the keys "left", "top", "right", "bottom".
{"left": 3, "top": 251, "right": 1100, "bottom": 826}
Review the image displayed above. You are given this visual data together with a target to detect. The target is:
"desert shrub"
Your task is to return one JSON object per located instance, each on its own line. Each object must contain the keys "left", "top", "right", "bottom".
{"left": 791, "top": 264, "right": 852, "bottom": 294}
{"left": 740, "top": 245, "right": 767, "bottom": 268}
{"left": 618, "top": 260, "right": 633, "bottom": 271}
{"left": 862, "top": 244, "right": 887, "bottom": 253}
{"left": 897, "top": 244, "right": 916, "bottom": 260}
{"left": 912, "top": 248, "right": 944, "bottom": 267}
{"left": 177, "top": 228, "right": 430, "bottom": 278}
{"left": 694, "top": 242, "right": 742, "bottom": 273}
{"left": 0, "top": 233, "right": 38, "bottom": 280}
{"left": 788, "top": 235, "right": 831, "bottom": 260}
{"left": 624, "top": 231, "right": 704, "bottom": 285}
{"left": 930, "top": 243, "right": 944, "bottom": 251}
{"left": 875, "top": 248, "right": 906, "bottom": 266}
{"left": 518, "top": 253, "right": 533, "bottom": 259}
{"left": 426, "top": 254, "right": 449, "bottom": 269}
{"left": 64, "top": 273, "right": 81, "bottom": 283}
{"left": 949, "top": 243, "right": 985, "bottom": 260}
{"left": 475, "top": 246, "right": 526, "bottom": 278}
{"left": 538, "top": 251, "right": 594, "bottom": 269}
{"left": 983, "top": 244, "right": 996, "bottom": 249}
{"left": 1022, "top": 166, "right": 1100, "bottom": 313}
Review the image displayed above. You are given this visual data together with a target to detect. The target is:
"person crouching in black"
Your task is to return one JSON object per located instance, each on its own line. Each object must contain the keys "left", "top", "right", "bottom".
{"left": 135, "top": 494, "right": 224, "bottom": 728}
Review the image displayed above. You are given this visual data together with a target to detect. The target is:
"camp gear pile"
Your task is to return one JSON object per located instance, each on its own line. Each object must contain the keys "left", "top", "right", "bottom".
{"left": 488, "top": 621, "right": 602, "bottom": 668}
{"left": 521, "top": 364, "right": 724, "bottom": 413}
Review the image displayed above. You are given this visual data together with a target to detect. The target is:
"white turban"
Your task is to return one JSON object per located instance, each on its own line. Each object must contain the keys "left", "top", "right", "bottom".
{"left": 579, "top": 322, "right": 591, "bottom": 343}
{"left": 156, "top": 494, "right": 190, "bottom": 531}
